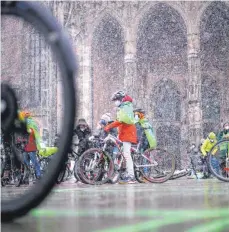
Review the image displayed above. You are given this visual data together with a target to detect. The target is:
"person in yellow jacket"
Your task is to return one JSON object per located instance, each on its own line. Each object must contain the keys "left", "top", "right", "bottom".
{"left": 201, "top": 132, "right": 219, "bottom": 175}
{"left": 201, "top": 132, "right": 218, "bottom": 156}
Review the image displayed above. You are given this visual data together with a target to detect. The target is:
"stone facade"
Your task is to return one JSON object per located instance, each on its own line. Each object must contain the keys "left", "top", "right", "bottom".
{"left": 1, "top": 1, "right": 229, "bottom": 168}
{"left": 61, "top": 1, "right": 228, "bottom": 168}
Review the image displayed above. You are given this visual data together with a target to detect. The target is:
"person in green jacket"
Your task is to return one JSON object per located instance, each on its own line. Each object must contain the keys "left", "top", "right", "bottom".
{"left": 217, "top": 122, "right": 229, "bottom": 141}
{"left": 133, "top": 108, "right": 157, "bottom": 175}
{"left": 133, "top": 108, "right": 157, "bottom": 152}
{"left": 217, "top": 122, "right": 229, "bottom": 159}
{"left": 18, "top": 111, "right": 41, "bottom": 182}
{"left": 19, "top": 111, "right": 58, "bottom": 157}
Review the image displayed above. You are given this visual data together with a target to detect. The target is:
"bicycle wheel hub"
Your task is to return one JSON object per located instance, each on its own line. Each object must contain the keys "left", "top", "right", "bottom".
{"left": 1, "top": 83, "right": 18, "bottom": 133}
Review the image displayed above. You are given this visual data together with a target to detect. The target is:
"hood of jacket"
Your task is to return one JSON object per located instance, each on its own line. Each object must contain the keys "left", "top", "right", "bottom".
{"left": 122, "top": 95, "right": 133, "bottom": 103}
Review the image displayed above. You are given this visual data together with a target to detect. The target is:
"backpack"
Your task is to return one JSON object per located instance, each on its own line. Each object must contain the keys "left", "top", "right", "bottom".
{"left": 139, "top": 118, "right": 157, "bottom": 149}
{"left": 116, "top": 102, "right": 135, "bottom": 125}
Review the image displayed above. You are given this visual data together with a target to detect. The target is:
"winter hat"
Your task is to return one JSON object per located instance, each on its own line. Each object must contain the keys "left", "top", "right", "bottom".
{"left": 223, "top": 122, "right": 229, "bottom": 129}
{"left": 99, "top": 119, "right": 107, "bottom": 126}
{"left": 208, "top": 132, "right": 216, "bottom": 140}
{"left": 77, "top": 118, "right": 87, "bottom": 126}
{"left": 101, "top": 113, "right": 111, "bottom": 122}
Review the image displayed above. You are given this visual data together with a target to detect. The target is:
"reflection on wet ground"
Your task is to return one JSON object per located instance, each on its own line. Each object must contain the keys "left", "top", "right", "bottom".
{"left": 2, "top": 179, "right": 229, "bottom": 232}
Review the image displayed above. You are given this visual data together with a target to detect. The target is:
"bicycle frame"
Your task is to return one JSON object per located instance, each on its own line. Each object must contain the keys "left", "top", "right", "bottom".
{"left": 103, "top": 134, "right": 157, "bottom": 169}
{"left": 86, "top": 151, "right": 101, "bottom": 171}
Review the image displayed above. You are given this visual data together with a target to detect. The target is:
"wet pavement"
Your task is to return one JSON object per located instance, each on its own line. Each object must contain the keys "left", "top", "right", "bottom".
{"left": 2, "top": 178, "right": 229, "bottom": 232}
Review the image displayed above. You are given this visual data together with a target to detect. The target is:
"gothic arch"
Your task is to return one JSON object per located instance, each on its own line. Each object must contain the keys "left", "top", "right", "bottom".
{"left": 200, "top": 2, "right": 229, "bottom": 72}
{"left": 88, "top": 10, "right": 125, "bottom": 46}
{"left": 201, "top": 75, "right": 220, "bottom": 119}
{"left": 91, "top": 15, "right": 125, "bottom": 126}
{"left": 197, "top": 1, "right": 229, "bottom": 31}
{"left": 153, "top": 79, "right": 181, "bottom": 122}
{"left": 136, "top": 2, "right": 188, "bottom": 83}
{"left": 200, "top": 2, "right": 229, "bottom": 130}
{"left": 201, "top": 74, "right": 221, "bottom": 136}
{"left": 156, "top": 125, "right": 181, "bottom": 169}
{"left": 153, "top": 78, "right": 182, "bottom": 167}
{"left": 134, "top": 1, "right": 188, "bottom": 34}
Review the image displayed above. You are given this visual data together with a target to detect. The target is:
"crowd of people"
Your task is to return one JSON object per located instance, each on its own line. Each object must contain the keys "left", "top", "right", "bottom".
{"left": 2, "top": 90, "right": 228, "bottom": 184}
{"left": 73, "top": 91, "right": 229, "bottom": 182}
{"left": 72, "top": 90, "right": 157, "bottom": 184}
{"left": 72, "top": 91, "right": 229, "bottom": 182}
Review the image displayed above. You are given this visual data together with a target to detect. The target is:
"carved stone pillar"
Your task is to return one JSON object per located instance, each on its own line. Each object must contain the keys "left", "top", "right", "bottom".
{"left": 124, "top": 27, "right": 137, "bottom": 100}
{"left": 221, "top": 65, "right": 229, "bottom": 124}
{"left": 187, "top": 33, "right": 203, "bottom": 144}
{"left": 81, "top": 42, "right": 93, "bottom": 126}
{"left": 55, "top": 2, "right": 65, "bottom": 133}
{"left": 68, "top": 25, "right": 84, "bottom": 124}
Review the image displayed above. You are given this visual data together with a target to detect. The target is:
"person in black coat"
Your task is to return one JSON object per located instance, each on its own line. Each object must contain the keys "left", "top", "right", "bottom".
{"left": 73, "top": 119, "right": 91, "bottom": 155}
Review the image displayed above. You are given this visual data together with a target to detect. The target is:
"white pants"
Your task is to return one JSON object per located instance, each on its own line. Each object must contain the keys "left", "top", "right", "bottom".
{"left": 123, "top": 142, "right": 134, "bottom": 178}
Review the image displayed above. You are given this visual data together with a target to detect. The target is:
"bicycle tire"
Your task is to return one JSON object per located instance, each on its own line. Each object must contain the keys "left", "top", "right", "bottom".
{"left": 109, "top": 171, "right": 121, "bottom": 184}
{"left": 63, "top": 165, "right": 71, "bottom": 181}
{"left": 1, "top": 1, "right": 76, "bottom": 222}
{"left": 137, "top": 147, "right": 176, "bottom": 183}
{"left": 1, "top": 158, "right": 6, "bottom": 178}
{"left": 73, "top": 161, "right": 80, "bottom": 182}
{"left": 78, "top": 148, "right": 115, "bottom": 185}
{"left": 1, "top": 179, "right": 7, "bottom": 187}
{"left": 64, "top": 168, "right": 69, "bottom": 181}
{"left": 75, "top": 160, "right": 90, "bottom": 184}
{"left": 134, "top": 170, "right": 145, "bottom": 183}
{"left": 14, "top": 177, "right": 22, "bottom": 187}
{"left": 13, "top": 168, "right": 23, "bottom": 187}
{"left": 78, "top": 151, "right": 103, "bottom": 185}
{"left": 56, "top": 167, "right": 66, "bottom": 184}
{"left": 66, "top": 165, "right": 72, "bottom": 180}
{"left": 208, "top": 139, "right": 229, "bottom": 182}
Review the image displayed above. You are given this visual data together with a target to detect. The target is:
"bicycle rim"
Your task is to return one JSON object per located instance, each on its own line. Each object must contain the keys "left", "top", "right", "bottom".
{"left": 78, "top": 148, "right": 114, "bottom": 185}
{"left": 1, "top": 1, "right": 76, "bottom": 221}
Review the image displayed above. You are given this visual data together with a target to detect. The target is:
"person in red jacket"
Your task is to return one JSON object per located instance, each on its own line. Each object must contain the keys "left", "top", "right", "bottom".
{"left": 21, "top": 111, "right": 41, "bottom": 183}
{"left": 104, "top": 90, "right": 137, "bottom": 184}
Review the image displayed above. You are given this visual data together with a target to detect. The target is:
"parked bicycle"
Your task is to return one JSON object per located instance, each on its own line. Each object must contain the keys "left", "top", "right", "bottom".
{"left": 57, "top": 143, "right": 79, "bottom": 183}
{"left": 77, "top": 133, "right": 176, "bottom": 185}
{"left": 1, "top": 133, "right": 30, "bottom": 187}
{"left": 208, "top": 139, "right": 229, "bottom": 182}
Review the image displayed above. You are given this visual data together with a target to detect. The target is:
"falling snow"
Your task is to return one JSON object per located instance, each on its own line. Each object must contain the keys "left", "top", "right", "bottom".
{"left": 1, "top": 1, "right": 229, "bottom": 169}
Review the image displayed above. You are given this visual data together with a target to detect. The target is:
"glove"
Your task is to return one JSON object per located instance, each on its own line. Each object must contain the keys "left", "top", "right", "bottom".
{"left": 104, "top": 126, "right": 110, "bottom": 133}
{"left": 200, "top": 156, "right": 207, "bottom": 163}
{"left": 89, "top": 136, "right": 95, "bottom": 141}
